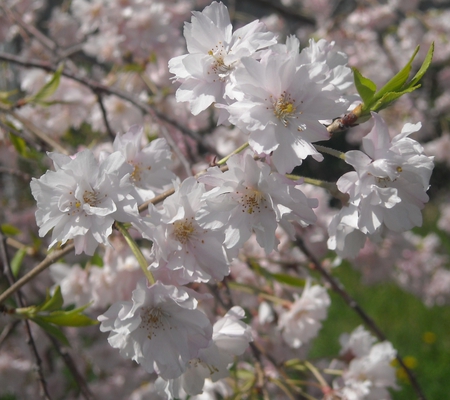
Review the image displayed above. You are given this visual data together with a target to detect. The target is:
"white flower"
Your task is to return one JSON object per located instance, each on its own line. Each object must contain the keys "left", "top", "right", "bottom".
{"left": 30, "top": 149, "right": 138, "bottom": 255}
{"left": 160, "top": 306, "right": 253, "bottom": 398}
{"left": 113, "top": 125, "right": 176, "bottom": 203}
{"left": 297, "top": 38, "right": 355, "bottom": 92}
{"left": 226, "top": 52, "right": 348, "bottom": 173}
{"left": 339, "top": 325, "right": 377, "bottom": 360}
{"left": 277, "top": 281, "right": 330, "bottom": 348}
{"left": 342, "top": 342, "right": 397, "bottom": 400}
{"left": 198, "top": 152, "right": 318, "bottom": 254}
{"left": 334, "top": 326, "right": 398, "bottom": 400}
{"left": 328, "top": 113, "right": 434, "bottom": 258}
{"left": 168, "top": 1, "right": 277, "bottom": 116}
{"left": 98, "top": 280, "right": 213, "bottom": 380}
{"left": 135, "top": 177, "right": 230, "bottom": 284}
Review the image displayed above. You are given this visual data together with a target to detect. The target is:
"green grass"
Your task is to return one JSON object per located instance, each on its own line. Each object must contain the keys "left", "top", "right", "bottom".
{"left": 309, "top": 263, "right": 450, "bottom": 399}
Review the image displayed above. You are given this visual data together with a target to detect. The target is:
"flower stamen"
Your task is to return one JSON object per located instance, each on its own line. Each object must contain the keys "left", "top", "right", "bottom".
{"left": 273, "top": 92, "right": 297, "bottom": 127}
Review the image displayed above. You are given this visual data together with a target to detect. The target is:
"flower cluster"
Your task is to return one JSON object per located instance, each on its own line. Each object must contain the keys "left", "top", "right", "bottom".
{"left": 330, "top": 326, "right": 398, "bottom": 400}
{"left": 4, "top": 0, "right": 438, "bottom": 399}
{"left": 328, "top": 112, "right": 434, "bottom": 258}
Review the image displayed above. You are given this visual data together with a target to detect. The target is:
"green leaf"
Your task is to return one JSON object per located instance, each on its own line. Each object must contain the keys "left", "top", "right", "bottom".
{"left": 352, "top": 67, "right": 377, "bottom": 105}
{"left": 27, "top": 63, "right": 64, "bottom": 104}
{"left": 40, "top": 312, "right": 98, "bottom": 327}
{"left": 32, "top": 317, "right": 70, "bottom": 347}
{"left": 371, "top": 85, "right": 420, "bottom": 112}
{"left": 0, "top": 224, "right": 21, "bottom": 236}
{"left": 408, "top": 42, "right": 434, "bottom": 88}
{"left": 373, "top": 46, "right": 420, "bottom": 102}
{"left": 11, "top": 247, "right": 27, "bottom": 278}
{"left": 271, "top": 273, "right": 306, "bottom": 288}
{"left": 39, "top": 304, "right": 98, "bottom": 327}
{"left": 90, "top": 252, "right": 104, "bottom": 267}
{"left": 9, "top": 133, "right": 28, "bottom": 157}
{"left": 39, "top": 286, "right": 64, "bottom": 312}
{"left": 0, "top": 89, "right": 17, "bottom": 105}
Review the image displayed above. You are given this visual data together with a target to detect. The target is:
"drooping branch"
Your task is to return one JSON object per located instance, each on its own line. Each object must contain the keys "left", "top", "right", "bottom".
{"left": 294, "top": 234, "right": 428, "bottom": 400}
{"left": 0, "top": 52, "right": 216, "bottom": 155}
{"left": 0, "top": 228, "right": 53, "bottom": 400}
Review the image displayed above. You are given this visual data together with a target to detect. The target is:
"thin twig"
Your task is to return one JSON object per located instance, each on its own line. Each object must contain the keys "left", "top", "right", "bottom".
{"left": 0, "top": 242, "right": 75, "bottom": 305}
{"left": 47, "top": 335, "right": 95, "bottom": 400}
{"left": 0, "top": 227, "right": 53, "bottom": 400}
{"left": 0, "top": 52, "right": 216, "bottom": 155}
{"left": 95, "top": 93, "right": 115, "bottom": 140}
{"left": 0, "top": 320, "right": 21, "bottom": 349}
{"left": 0, "top": 119, "right": 44, "bottom": 153}
{"left": 8, "top": 110, "right": 70, "bottom": 155}
{"left": 294, "top": 234, "right": 428, "bottom": 400}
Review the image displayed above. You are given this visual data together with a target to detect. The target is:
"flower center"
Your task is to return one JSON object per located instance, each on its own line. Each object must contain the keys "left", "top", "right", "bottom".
{"left": 83, "top": 190, "right": 104, "bottom": 207}
{"left": 140, "top": 306, "right": 168, "bottom": 340}
{"left": 130, "top": 162, "right": 151, "bottom": 184}
{"left": 208, "top": 43, "right": 234, "bottom": 80}
{"left": 273, "top": 92, "right": 298, "bottom": 127}
{"left": 173, "top": 218, "right": 197, "bottom": 244}
{"left": 239, "top": 188, "right": 266, "bottom": 215}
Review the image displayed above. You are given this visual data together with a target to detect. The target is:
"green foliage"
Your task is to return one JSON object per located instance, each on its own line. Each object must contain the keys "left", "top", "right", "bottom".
{"left": 0, "top": 224, "right": 21, "bottom": 236}
{"left": 0, "top": 89, "right": 18, "bottom": 106}
{"left": 15, "top": 286, "right": 98, "bottom": 347}
{"left": 39, "top": 286, "right": 64, "bottom": 312}
{"left": 24, "top": 63, "right": 64, "bottom": 105}
{"left": 270, "top": 273, "right": 306, "bottom": 288}
{"left": 10, "top": 248, "right": 27, "bottom": 278}
{"left": 352, "top": 42, "right": 434, "bottom": 118}
{"left": 8, "top": 132, "right": 28, "bottom": 157}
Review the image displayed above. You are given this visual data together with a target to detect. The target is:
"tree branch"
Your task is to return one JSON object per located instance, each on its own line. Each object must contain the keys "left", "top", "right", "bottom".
{"left": 0, "top": 227, "right": 53, "bottom": 400}
{"left": 294, "top": 234, "right": 428, "bottom": 400}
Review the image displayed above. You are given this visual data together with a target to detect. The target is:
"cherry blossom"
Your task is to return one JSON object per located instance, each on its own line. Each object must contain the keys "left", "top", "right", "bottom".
{"left": 277, "top": 281, "right": 330, "bottom": 348}
{"left": 198, "top": 152, "right": 318, "bottom": 254}
{"left": 135, "top": 177, "right": 230, "bottom": 283}
{"left": 226, "top": 50, "right": 349, "bottom": 173}
{"left": 328, "top": 112, "right": 434, "bottom": 258}
{"left": 98, "top": 280, "right": 213, "bottom": 380}
{"left": 30, "top": 149, "right": 139, "bottom": 255}
{"left": 159, "top": 306, "right": 253, "bottom": 398}
{"left": 168, "top": 1, "right": 277, "bottom": 115}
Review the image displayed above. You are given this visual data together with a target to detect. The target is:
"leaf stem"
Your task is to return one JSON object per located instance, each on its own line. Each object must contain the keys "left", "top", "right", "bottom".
{"left": 216, "top": 142, "right": 249, "bottom": 165}
{"left": 115, "top": 222, "right": 155, "bottom": 285}
{"left": 314, "top": 144, "right": 346, "bottom": 160}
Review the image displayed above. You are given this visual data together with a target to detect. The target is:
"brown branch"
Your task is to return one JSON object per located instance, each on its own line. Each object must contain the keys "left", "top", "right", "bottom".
{"left": 0, "top": 51, "right": 216, "bottom": 155}
{"left": 95, "top": 92, "right": 115, "bottom": 140}
{"left": 294, "top": 234, "right": 428, "bottom": 400}
{"left": 0, "top": 227, "right": 53, "bottom": 400}
{"left": 0, "top": 242, "right": 75, "bottom": 305}
{"left": 47, "top": 335, "right": 95, "bottom": 400}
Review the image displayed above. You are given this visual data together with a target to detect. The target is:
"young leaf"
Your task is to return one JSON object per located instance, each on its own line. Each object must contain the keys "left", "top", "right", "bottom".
{"left": 38, "top": 303, "right": 98, "bottom": 327}
{"left": 271, "top": 273, "right": 306, "bottom": 288}
{"left": 11, "top": 247, "right": 27, "bottom": 278}
{"left": 39, "top": 311, "right": 98, "bottom": 327}
{"left": 9, "top": 133, "right": 28, "bottom": 157}
{"left": 373, "top": 46, "right": 420, "bottom": 102}
{"left": 1, "top": 224, "right": 21, "bottom": 236}
{"left": 39, "top": 286, "right": 64, "bottom": 312}
{"left": 26, "top": 63, "right": 64, "bottom": 104}
{"left": 408, "top": 42, "right": 434, "bottom": 88}
{"left": 371, "top": 85, "right": 421, "bottom": 112}
{"left": 352, "top": 67, "right": 377, "bottom": 105}
{"left": 32, "top": 317, "right": 70, "bottom": 347}
{"left": 0, "top": 89, "right": 17, "bottom": 105}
